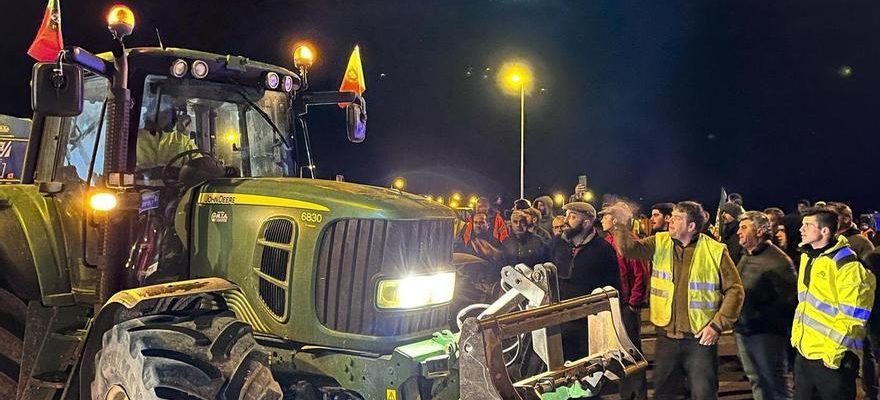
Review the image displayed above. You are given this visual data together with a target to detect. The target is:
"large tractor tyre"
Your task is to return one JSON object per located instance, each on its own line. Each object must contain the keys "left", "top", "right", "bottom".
{"left": 91, "top": 310, "right": 283, "bottom": 400}
{"left": 0, "top": 287, "right": 26, "bottom": 398}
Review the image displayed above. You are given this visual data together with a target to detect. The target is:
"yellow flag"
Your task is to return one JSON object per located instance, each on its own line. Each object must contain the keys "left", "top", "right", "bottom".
{"left": 338, "top": 46, "right": 365, "bottom": 107}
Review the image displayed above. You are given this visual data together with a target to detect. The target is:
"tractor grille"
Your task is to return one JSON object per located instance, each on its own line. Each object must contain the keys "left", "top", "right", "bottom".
{"left": 256, "top": 218, "right": 295, "bottom": 319}
{"left": 315, "top": 219, "right": 453, "bottom": 336}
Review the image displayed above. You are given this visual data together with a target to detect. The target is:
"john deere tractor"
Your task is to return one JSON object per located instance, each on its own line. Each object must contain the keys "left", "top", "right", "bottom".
{"left": 0, "top": 5, "right": 644, "bottom": 400}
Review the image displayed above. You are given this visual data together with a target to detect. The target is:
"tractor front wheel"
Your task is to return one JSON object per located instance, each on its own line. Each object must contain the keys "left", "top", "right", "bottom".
{"left": 91, "top": 310, "right": 282, "bottom": 400}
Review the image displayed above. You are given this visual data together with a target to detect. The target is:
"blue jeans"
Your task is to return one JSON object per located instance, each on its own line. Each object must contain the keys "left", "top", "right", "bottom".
{"left": 735, "top": 333, "right": 793, "bottom": 400}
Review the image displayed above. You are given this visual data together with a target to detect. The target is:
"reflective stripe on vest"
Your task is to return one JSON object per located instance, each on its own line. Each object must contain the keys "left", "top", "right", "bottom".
{"left": 798, "top": 291, "right": 871, "bottom": 322}
{"left": 795, "top": 309, "right": 863, "bottom": 351}
{"left": 649, "top": 232, "right": 725, "bottom": 332}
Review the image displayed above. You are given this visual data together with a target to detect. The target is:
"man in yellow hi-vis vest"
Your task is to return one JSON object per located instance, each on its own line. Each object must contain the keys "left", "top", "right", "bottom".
{"left": 792, "top": 207, "right": 875, "bottom": 400}
{"left": 609, "top": 201, "right": 744, "bottom": 400}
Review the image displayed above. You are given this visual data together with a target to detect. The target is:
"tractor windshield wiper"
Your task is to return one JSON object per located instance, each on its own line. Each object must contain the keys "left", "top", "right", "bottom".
{"left": 235, "top": 88, "right": 291, "bottom": 151}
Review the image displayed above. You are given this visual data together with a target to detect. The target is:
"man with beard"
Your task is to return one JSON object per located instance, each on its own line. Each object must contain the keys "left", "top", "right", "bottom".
{"left": 534, "top": 195, "right": 556, "bottom": 233}
{"left": 500, "top": 210, "right": 546, "bottom": 268}
{"left": 547, "top": 202, "right": 620, "bottom": 360}
{"left": 457, "top": 212, "right": 503, "bottom": 262}
{"left": 460, "top": 197, "right": 509, "bottom": 245}
{"left": 608, "top": 201, "right": 744, "bottom": 400}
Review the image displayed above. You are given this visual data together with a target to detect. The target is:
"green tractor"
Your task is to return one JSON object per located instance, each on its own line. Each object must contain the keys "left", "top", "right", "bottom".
{"left": 1, "top": 4, "right": 644, "bottom": 400}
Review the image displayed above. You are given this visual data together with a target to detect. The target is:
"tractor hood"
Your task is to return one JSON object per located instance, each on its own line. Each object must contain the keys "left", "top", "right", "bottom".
{"left": 194, "top": 177, "right": 455, "bottom": 221}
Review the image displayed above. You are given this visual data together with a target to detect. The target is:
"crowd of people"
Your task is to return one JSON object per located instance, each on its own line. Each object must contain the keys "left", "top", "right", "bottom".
{"left": 452, "top": 188, "right": 880, "bottom": 400}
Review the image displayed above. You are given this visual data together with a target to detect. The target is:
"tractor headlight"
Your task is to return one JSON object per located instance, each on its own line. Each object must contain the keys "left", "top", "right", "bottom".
{"left": 376, "top": 272, "right": 455, "bottom": 310}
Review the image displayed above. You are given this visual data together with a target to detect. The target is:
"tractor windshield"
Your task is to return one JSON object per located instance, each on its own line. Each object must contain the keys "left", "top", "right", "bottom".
{"left": 135, "top": 75, "right": 291, "bottom": 181}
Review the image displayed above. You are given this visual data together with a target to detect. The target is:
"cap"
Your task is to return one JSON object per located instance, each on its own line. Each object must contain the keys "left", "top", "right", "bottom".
{"left": 562, "top": 202, "right": 596, "bottom": 219}
{"left": 720, "top": 201, "right": 745, "bottom": 218}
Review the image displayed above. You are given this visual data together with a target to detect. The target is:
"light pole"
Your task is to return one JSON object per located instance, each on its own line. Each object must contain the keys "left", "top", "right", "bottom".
{"left": 499, "top": 61, "right": 533, "bottom": 200}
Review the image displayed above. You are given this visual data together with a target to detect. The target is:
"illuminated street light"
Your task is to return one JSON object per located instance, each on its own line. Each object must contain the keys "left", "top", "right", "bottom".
{"left": 436, "top": 197, "right": 445, "bottom": 205}
{"left": 583, "top": 191, "right": 594, "bottom": 202}
{"left": 392, "top": 177, "right": 406, "bottom": 190}
{"left": 451, "top": 192, "right": 462, "bottom": 202}
{"left": 498, "top": 60, "right": 534, "bottom": 199}
{"left": 553, "top": 193, "right": 566, "bottom": 206}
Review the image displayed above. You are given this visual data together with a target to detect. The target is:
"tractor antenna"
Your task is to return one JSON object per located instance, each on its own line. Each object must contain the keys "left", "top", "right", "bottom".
{"left": 155, "top": 28, "right": 165, "bottom": 49}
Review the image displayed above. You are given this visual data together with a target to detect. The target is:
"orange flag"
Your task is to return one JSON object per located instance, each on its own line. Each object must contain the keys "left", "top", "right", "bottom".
{"left": 338, "top": 45, "right": 365, "bottom": 108}
{"left": 28, "top": 0, "right": 64, "bottom": 62}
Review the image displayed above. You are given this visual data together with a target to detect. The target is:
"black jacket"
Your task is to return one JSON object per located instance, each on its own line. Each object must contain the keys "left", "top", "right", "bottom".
{"left": 547, "top": 230, "right": 621, "bottom": 300}
{"left": 734, "top": 242, "right": 798, "bottom": 335}
{"left": 720, "top": 221, "right": 744, "bottom": 264}
{"left": 501, "top": 232, "right": 546, "bottom": 268}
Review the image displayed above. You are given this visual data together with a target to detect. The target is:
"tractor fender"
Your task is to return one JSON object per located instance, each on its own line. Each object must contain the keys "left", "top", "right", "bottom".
{"left": 0, "top": 188, "right": 57, "bottom": 301}
{"left": 75, "top": 277, "right": 248, "bottom": 400}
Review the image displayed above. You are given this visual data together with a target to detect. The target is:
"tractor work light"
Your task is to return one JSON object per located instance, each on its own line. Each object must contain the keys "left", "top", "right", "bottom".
{"left": 265, "top": 72, "right": 280, "bottom": 89}
{"left": 191, "top": 60, "right": 209, "bottom": 79}
{"left": 106, "top": 5, "right": 135, "bottom": 39}
{"left": 89, "top": 192, "right": 118, "bottom": 212}
{"left": 283, "top": 75, "right": 295, "bottom": 92}
{"left": 293, "top": 45, "right": 315, "bottom": 69}
{"left": 170, "top": 59, "right": 188, "bottom": 78}
{"left": 376, "top": 272, "right": 455, "bottom": 310}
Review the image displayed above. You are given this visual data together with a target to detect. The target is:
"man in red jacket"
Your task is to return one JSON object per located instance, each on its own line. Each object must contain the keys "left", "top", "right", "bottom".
{"left": 460, "top": 197, "right": 509, "bottom": 246}
{"left": 600, "top": 204, "right": 649, "bottom": 400}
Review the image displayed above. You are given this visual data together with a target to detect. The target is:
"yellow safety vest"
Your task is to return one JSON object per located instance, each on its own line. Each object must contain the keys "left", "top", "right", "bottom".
{"left": 650, "top": 232, "right": 726, "bottom": 332}
{"left": 791, "top": 236, "right": 876, "bottom": 368}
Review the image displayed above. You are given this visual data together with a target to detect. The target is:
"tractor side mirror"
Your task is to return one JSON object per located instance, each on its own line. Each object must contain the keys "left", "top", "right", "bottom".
{"left": 31, "top": 63, "right": 84, "bottom": 117}
{"left": 345, "top": 98, "right": 366, "bottom": 143}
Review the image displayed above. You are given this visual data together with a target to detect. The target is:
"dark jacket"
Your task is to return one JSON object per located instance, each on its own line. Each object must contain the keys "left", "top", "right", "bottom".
{"left": 842, "top": 225, "right": 876, "bottom": 260}
{"left": 501, "top": 232, "right": 546, "bottom": 268}
{"left": 720, "top": 221, "right": 744, "bottom": 264}
{"left": 455, "top": 230, "right": 504, "bottom": 265}
{"left": 733, "top": 242, "right": 798, "bottom": 335}
{"left": 547, "top": 229, "right": 621, "bottom": 300}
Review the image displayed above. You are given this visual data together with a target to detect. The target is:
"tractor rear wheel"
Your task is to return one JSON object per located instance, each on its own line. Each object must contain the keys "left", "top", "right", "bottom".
{"left": 91, "top": 309, "right": 282, "bottom": 400}
{"left": 0, "top": 287, "right": 25, "bottom": 398}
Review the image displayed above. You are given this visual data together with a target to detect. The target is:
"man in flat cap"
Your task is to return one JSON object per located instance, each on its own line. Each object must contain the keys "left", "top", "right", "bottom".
{"left": 546, "top": 201, "right": 620, "bottom": 360}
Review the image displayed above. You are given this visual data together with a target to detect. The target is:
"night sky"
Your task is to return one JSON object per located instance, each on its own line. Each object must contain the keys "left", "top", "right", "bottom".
{"left": 2, "top": 1, "right": 878, "bottom": 213}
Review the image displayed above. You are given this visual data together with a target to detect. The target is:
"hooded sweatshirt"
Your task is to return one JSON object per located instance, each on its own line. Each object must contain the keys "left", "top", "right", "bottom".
{"left": 534, "top": 195, "right": 556, "bottom": 233}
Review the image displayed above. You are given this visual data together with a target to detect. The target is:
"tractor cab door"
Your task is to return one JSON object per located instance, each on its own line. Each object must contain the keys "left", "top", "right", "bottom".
{"left": 32, "top": 74, "right": 113, "bottom": 299}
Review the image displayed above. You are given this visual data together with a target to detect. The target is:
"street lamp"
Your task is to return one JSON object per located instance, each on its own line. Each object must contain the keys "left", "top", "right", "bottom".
{"left": 498, "top": 61, "right": 533, "bottom": 199}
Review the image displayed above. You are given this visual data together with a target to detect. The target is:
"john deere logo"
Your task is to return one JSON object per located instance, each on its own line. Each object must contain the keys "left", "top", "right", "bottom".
{"left": 0, "top": 125, "right": 9, "bottom": 133}
{"left": 201, "top": 194, "right": 235, "bottom": 205}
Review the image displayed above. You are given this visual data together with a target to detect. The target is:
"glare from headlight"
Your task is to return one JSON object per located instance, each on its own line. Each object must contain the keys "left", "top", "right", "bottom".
{"left": 377, "top": 272, "right": 455, "bottom": 309}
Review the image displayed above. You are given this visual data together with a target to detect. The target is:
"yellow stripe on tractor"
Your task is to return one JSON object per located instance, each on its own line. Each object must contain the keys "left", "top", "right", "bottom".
{"left": 197, "top": 192, "right": 330, "bottom": 212}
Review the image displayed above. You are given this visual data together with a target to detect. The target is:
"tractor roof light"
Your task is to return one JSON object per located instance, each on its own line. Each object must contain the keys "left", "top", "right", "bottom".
{"left": 293, "top": 45, "right": 315, "bottom": 69}
{"left": 283, "top": 75, "right": 295, "bottom": 92}
{"left": 89, "top": 192, "right": 118, "bottom": 212}
{"left": 265, "top": 72, "right": 280, "bottom": 89}
{"left": 170, "top": 59, "right": 188, "bottom": 78}
{"left": 191, "top": 60, "right": 209, "bottom": 79}
{"left": 106, "top": 5, "right": 135, "bottom": 39}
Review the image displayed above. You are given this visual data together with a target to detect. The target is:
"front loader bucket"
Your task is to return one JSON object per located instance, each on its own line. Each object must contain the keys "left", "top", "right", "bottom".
{"left": 458, "top": 287, "right": 647, "bottom": 400}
